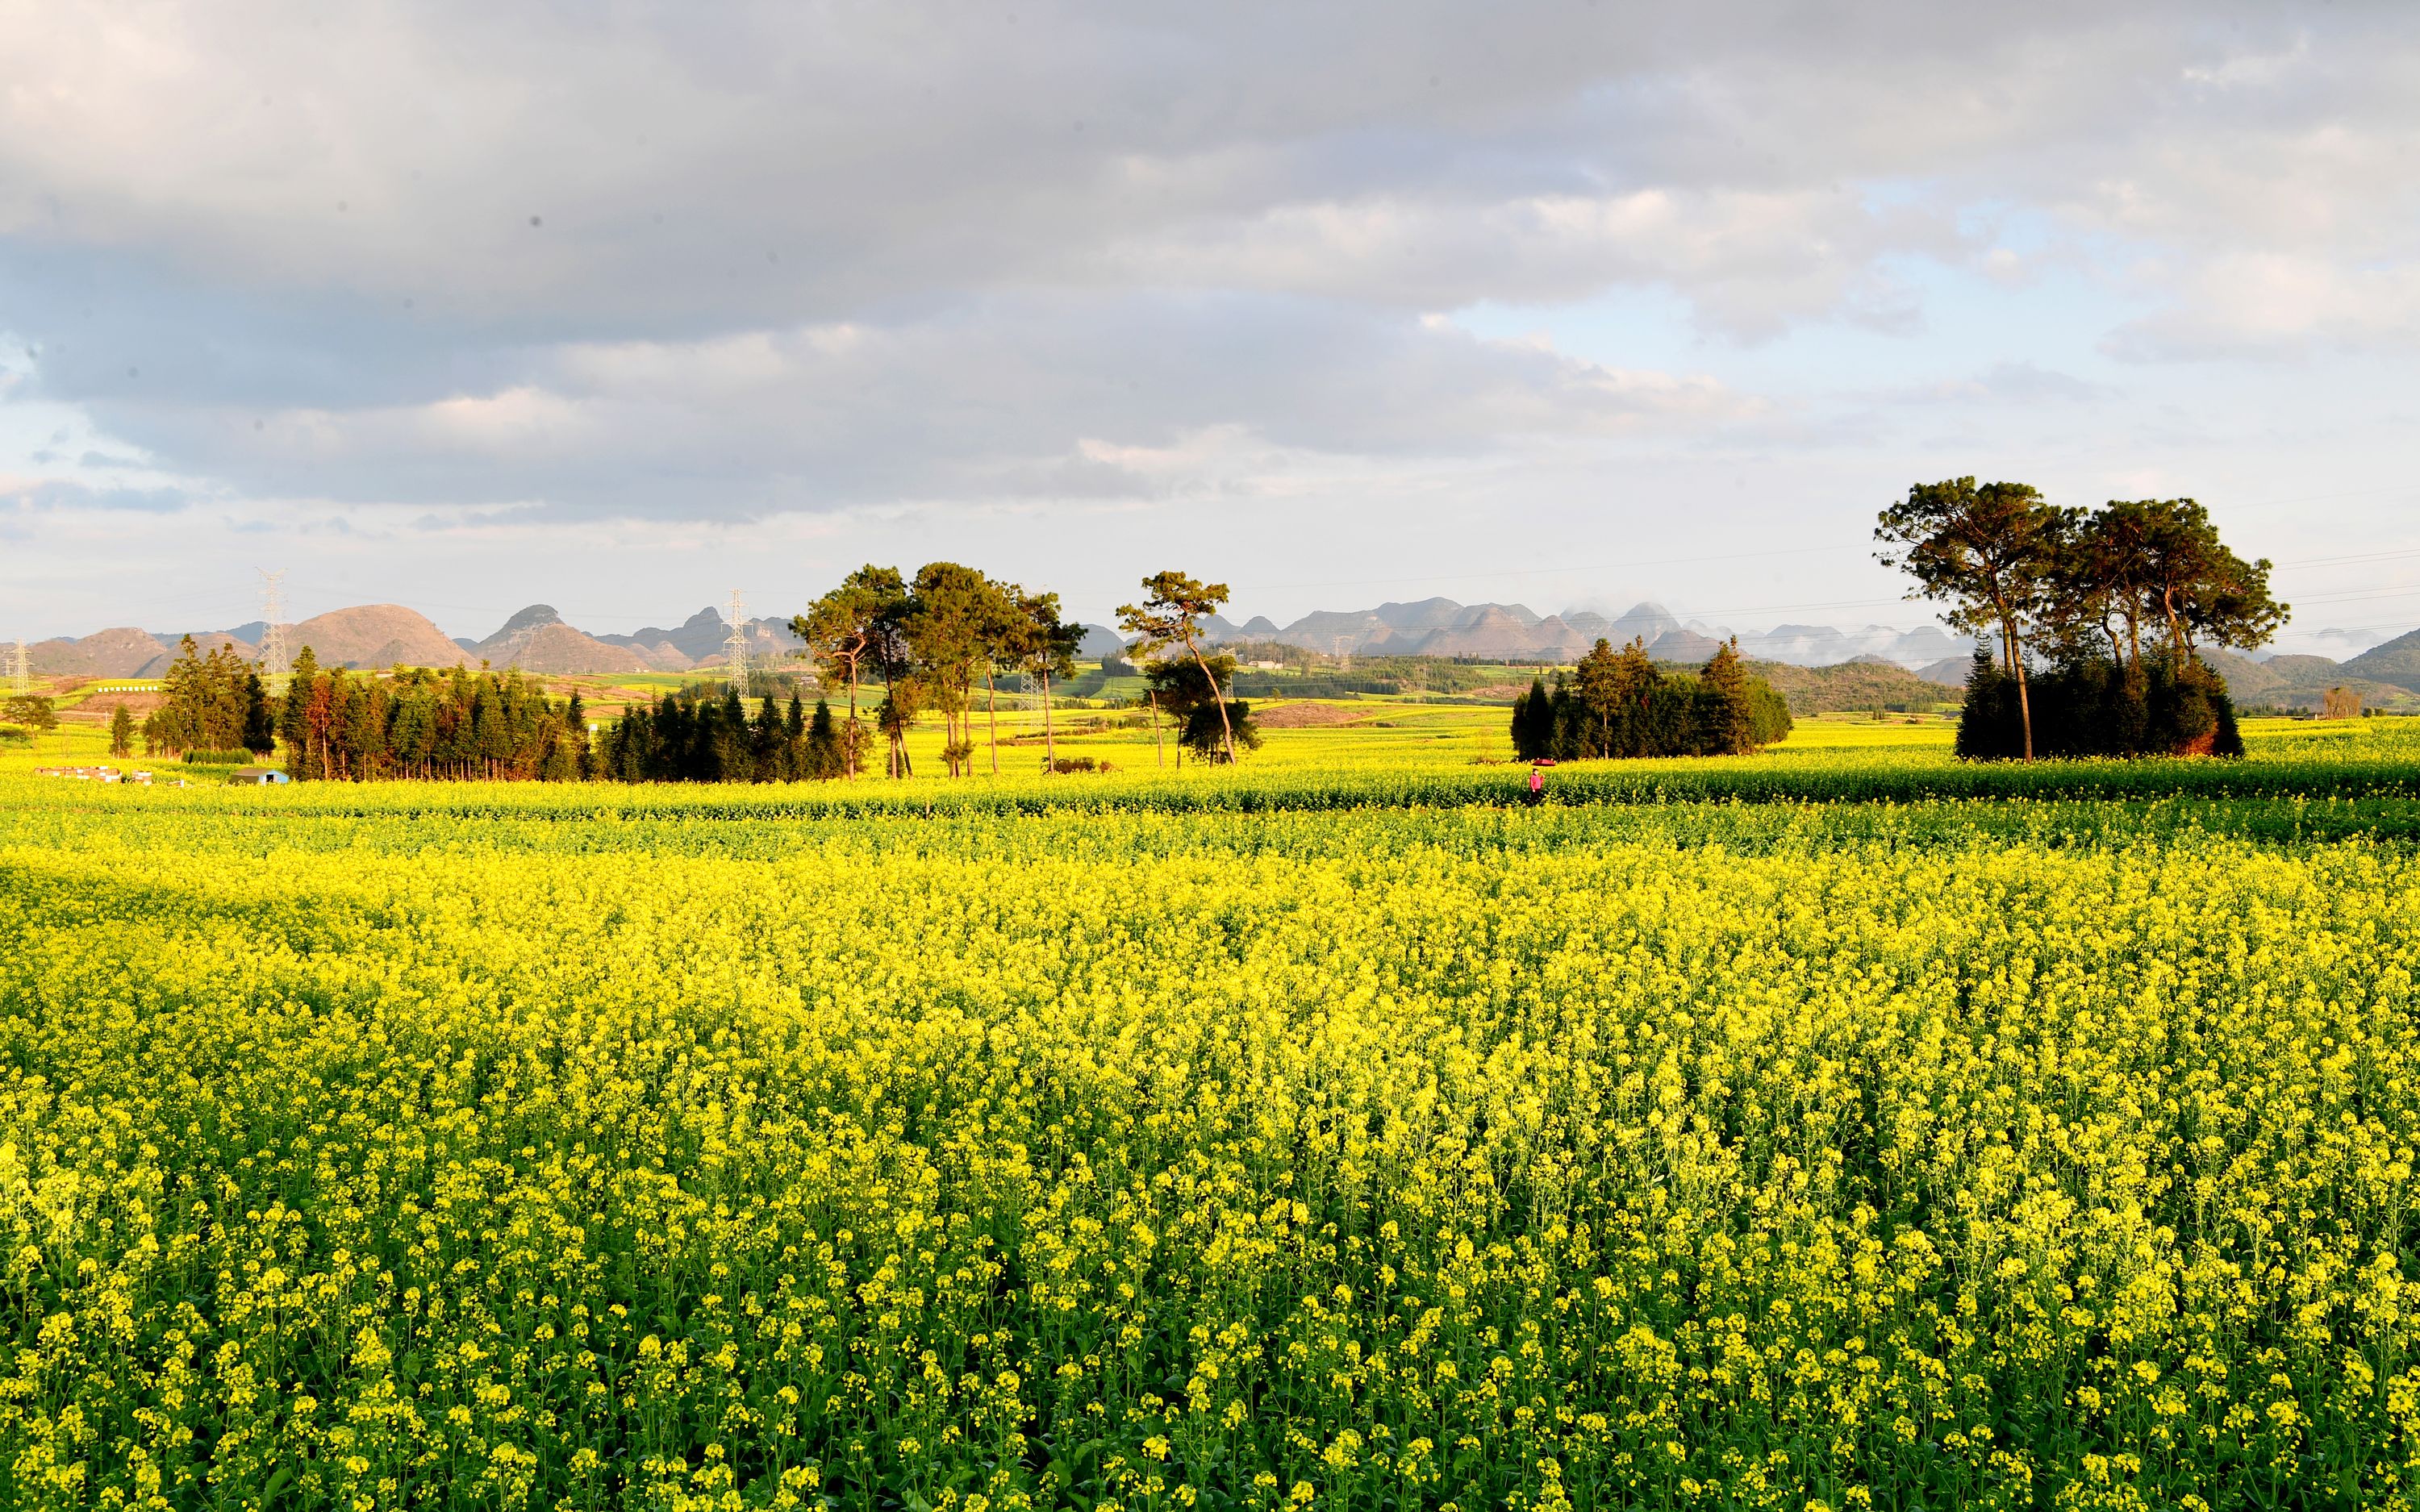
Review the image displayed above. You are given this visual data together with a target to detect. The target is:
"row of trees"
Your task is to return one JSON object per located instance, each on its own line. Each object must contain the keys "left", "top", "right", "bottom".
{"left": 597, "top": 687, "right": 856, "bottom": 783}
{"left": 276, "top": 651, "right": 591, "bottom": 781}
{"left": 791, "top": 566, "right": 1246, "bottom": 776}
{"left": 124, "top": 565, "right": 1255, "bottom": 785}
{"left": 1876, "top": 481, "right": 2282, "bottom": 759}
{"left": 1510, "top": 639, "right": 1792, "bottom": 760}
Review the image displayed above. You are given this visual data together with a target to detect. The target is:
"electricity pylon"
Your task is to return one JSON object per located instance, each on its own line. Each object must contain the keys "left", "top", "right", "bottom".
{"left": 257, "top": 569, "right": 291, "bottom": 677}
{"left": 725, "top": 589, "right": 752, "bottom": 698}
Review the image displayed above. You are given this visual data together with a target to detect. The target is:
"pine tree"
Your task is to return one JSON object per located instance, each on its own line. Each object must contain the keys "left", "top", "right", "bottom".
{"left": 1696, "top": 638, "right": 1754, "bottom": 756}
{"left": 1511, "top": 676, "right": 1554, "bottom": 760}
{"left": 242, "top": 673, "right": 276, "bottom": 755}
{"left": 110, "top": 703, "right": 135, "bottom": 758}
{"left": 278, "top": 647, "right": 319, "bottom": 773}
{"left": 806, "top": 699, "right": 841, "bottom": 779}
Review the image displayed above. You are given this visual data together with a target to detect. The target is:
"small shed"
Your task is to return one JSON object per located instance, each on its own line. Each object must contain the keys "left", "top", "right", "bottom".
{"left": 229, "top": 767, "right": 291, "bottom": 785}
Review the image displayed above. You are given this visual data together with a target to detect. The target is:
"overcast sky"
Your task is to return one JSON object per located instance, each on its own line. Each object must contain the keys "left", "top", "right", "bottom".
{"left": 4, "top": 1, "right": 2417, "bottom": 648}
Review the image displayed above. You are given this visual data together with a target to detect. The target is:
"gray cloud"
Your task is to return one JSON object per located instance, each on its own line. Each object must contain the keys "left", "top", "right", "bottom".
{"left": 81, "top": 294, "right": 1754, "bottom": 516}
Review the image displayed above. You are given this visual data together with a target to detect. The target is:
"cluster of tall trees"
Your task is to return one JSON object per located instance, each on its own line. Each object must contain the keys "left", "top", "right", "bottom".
{"left": 277, "top": 650, "right": 591, "bottom": 781}
{"left": 141, "top": 637, "right": 275, "bottom": 757}
{"left": 793, "top": 564, "right": 1085, "bottom": 779}
{"left": 597, "top": 687, "right": 853, "bottom": 783}
{"left": 792, "top": 565, "right": 1248, "bottom": 776}
{"left": 1876, "top": 481, "right": 2282, "bottom": 759}
{"left": 1510, "top": 639, "right": 1791, "bottom": 760}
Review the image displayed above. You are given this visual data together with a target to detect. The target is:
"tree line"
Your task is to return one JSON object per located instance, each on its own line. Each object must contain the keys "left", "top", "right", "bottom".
{"left": 598, "top": 686, "right": 853, "bottom": 783}
{"left": 128, "top": 568, "right": 1261, "bottom": 784}
{"left": 1876, "top": 481, "right": 2281, "bottom": 759}
{"left": 138, "top": 638, "right": 594, "bottom": 781}
{"left": 276, "top": 649, "right": 593, "bottom": 781}
{"left": 1509, "top": 637, "right": 1792, "bottom": 760}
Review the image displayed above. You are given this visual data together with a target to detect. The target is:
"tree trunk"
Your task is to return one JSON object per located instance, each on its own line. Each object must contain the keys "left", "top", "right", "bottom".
{"left": 986, "top": 669, "right": 999, "bottom": 776}
{"left": 845, "top": 662, "right": 860, "bottom": 780}
{"left": 1994, "top": 594, "right": 2034, "bottom": 762}
{"left": 2013, "top": 658, "right": 2034, "bottom": 762}
{"left": 1187, "top": 638, "right": 1236, "bottom": 765}
{"left": 1041, "top": 672, "right": 1055, "bottom": 771}
{"left": 1150, "top": 689, "right": 1163, "bottom": 770}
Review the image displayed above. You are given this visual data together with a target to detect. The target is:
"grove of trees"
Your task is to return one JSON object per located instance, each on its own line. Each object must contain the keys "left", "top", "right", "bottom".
{"left": 598, "top": 687, "right": 852, "bottom": 783}
{"left": 276, "top": 650, "right": 591, "bottom": 781}
{"left": 793, "top": 563, "right": 1092, "bottom": 780}
{"left": 141, "top": 637, "right": 275, "bottom": 757}
{"left": 1510, "top": 638, "right": 1792, "bottom": 760}
{"left": 1877, "top": 481, "right": 2281, "bottom": 759}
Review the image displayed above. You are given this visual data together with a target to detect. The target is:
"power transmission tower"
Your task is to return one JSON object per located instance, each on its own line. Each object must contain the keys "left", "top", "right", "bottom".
{"left": 7, "top": 639, "right": 27, "bottom": 695}
{"left": 724, "top": 589, "right": 752, "bottom": 698}
{"left": 257, "top": 569, "right": 291, "bottom": 677}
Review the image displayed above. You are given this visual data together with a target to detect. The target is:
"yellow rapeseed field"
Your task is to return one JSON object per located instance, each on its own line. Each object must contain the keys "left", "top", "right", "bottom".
{"left": 2, "top": 729, "right": 2418, "bottom": 1509}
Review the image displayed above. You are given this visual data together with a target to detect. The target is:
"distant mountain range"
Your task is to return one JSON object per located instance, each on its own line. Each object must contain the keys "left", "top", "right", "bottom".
{"left": 23, "top": 596, "right": 2420, "bottom": 710}
{"left": 25, "top": 602, "right": 803, "bottom": 679}
{"left": 1189, "top": 598, "right": 1972, "bottom": 677}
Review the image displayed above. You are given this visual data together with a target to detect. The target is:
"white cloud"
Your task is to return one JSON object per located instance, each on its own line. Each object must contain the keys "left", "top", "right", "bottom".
{"left": 2108, "top": 255, "right": 2420, "bottom": 359}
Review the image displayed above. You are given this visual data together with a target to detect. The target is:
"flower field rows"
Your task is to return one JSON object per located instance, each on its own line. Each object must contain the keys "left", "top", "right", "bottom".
{"left": 2, "top": 741, "right": 2419, "bottom": 1508}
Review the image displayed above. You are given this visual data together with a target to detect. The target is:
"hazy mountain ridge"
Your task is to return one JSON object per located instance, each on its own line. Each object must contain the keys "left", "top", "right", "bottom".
{"left": 22, "top": 598, "right": 2417, "bottom": 705}
{"left": 1186, "top": 598, "right": 1972, "bottom": 671}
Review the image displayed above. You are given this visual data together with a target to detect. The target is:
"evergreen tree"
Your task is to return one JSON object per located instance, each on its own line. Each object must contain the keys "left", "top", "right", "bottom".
{"left": 1695, "top": 639, "right": 1754, "bottom": 756}
{"left": 242, "top": 672, "right": 276, "bottom": 755}
{"left": 565, "top": 691, "right": 591, "bottom": 779}
{"left": 752, "top": 694, "right": 783, "bottom": 782}
{"left": 1510, "top": 676, "right": 1554, "bottom": 760}
{"left": 1120, "top": 571, "right": 1238, "bottom": 764}
{"left": 277, "top": 647, "right": 319, "bottom": 771}
{"left": 1876, "top": 477, "right": 2064, "bottom": 760}
{"left": 806, "top": 699, "right": 841, "bottom": 779}
{"left": 110, "top": 703, "right": 135, "bottom": 758}
{"left": 144, "top": 635, "right": 208, "bottom": 755}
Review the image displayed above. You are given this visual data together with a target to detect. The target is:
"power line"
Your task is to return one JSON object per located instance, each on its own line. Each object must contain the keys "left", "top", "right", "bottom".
{"left": 6, "top": 639, "right": 27, "bottom": 696}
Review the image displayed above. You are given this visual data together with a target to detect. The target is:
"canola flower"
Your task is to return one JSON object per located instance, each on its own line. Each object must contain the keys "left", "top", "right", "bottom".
{"left": 0, "top": 747, "right": 2418, "bottom": 1508}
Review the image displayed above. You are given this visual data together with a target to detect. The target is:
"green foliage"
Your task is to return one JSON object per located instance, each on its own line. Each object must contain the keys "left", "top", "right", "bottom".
{"left": 2, "top": 694, "right": 56, "bottom": 733}
{"left": 178, "top": 748, "right": 257, "bottom": 765}
{"left": 140, "top": 636, "right": 262, "bottom": 755}
{"left": 1513, "top": 638, "right": 1788, "bottom": 760}
{"left": 1959, "top": 650, "right": 2244, "bottom": 760}
{"left": 1880, "top": 481, "right": 2285, "bottom": 760}
{"left": 108, "top": 702, "right": 136, "bottom": 758}
{"left": 281, "top": 656, "right": 588, "bottom": 781}
{"left": 603, "top": 683, "right": 860, "bottom": 783}
{"left": 1121, "top": 569, "right": 1241, "bottom": 763}
{"left": 1144, "top": 653, "right": 1262, "bottom": 762}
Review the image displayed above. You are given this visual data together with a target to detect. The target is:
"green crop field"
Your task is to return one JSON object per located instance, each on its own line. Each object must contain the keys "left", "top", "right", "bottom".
{"left": 3, "top": 711, "right": 2420, "bottom": 1509}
